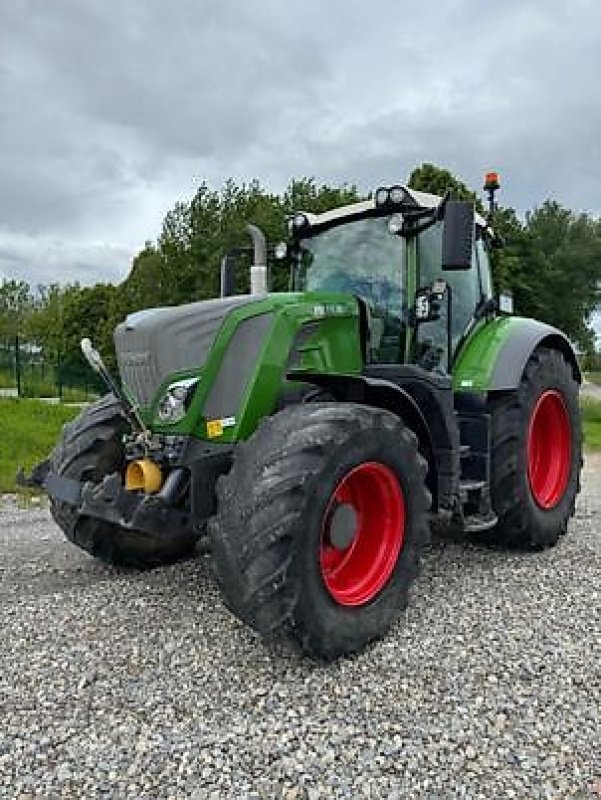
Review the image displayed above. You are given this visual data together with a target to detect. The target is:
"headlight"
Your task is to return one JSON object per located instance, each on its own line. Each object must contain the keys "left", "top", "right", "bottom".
{"left": 156, "top": 377, "right": 199, "bottom": 424}
{"left": 274, "top": 241, "right": 288, "bottom": 260}
{"left": 389, "top": 185, "right": 405, "bottom": 204}
{"left": 292, "top": 213, "right": 308, "bottom": 230}
{"left": 375, "top": 187, "right": 390, "bottom": 207}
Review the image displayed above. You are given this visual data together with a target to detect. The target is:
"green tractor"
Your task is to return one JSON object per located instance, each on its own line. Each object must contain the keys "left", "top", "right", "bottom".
{"left": 25, "top": 174, "right": 582, "bottom": 659}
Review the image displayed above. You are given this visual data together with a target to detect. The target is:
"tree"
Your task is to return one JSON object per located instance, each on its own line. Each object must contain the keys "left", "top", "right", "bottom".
{"left": 408, "top": 163, "right": 484, "bottom": 213}
{"left": 0, "top": 279, "right": 33, "bottom": 338}
{"left": 123, "top": 177, "right": 363, "bottom": 309}
{"left": 26, "top": 282, "right": 117, "bottom": 371}
{"left": 516, "top": 203, "right": 601, "bottom": 350}
{"left": 10, "top": 173, "right": 600, "bottom": 366}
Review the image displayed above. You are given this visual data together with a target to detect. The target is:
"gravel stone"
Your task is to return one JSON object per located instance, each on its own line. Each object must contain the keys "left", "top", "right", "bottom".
{"left": 0, "top": 458, "right": 599, "bottom": 798}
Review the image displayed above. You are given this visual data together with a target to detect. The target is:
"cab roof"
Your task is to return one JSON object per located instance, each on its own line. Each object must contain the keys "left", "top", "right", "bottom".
{"left": 302, "top": 186, "right": 488, "bottom": 229}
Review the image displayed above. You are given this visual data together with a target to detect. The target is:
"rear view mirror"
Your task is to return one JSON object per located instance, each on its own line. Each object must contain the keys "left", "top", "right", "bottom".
{"left": 442, "top": 200, "right": 475, "bottom": 270}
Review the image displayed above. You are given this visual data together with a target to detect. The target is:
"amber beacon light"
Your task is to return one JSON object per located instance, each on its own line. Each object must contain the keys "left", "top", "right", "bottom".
{"left": 484, "top": 171, "right": 500, "bottom": 191}
{"left": 484, "top": 171, "right": 500, "bottom": 220}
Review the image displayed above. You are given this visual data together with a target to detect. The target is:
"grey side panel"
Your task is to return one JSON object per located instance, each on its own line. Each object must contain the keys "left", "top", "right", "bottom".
{"left": 490, "top": 320, "right": 581, "bottom": 390}
{"left": 114, "top": 296, "right": 255, "bottom": 406}
{"left": 286, "top": 321, "right": 321, "bottom": 370}
{"left": 203, "top": 313, "right": 274, "bottom": 419}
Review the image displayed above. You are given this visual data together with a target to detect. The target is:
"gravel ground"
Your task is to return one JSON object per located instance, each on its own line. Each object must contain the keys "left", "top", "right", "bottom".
{"left": 1, "top": 462, "right": 599, "bottom": 799}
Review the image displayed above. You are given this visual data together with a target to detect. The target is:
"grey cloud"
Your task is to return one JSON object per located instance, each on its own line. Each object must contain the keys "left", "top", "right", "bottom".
{"left": 3, "top": 1, "right": 329, "bottom": 163}
{"left": 0, "top": 231, "right": 130, "bottom": 286}
{"left": 0, "top": 0, "right": 600, "bottom": 289}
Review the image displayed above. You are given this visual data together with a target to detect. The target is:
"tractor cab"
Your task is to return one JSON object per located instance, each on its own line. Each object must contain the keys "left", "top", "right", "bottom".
{"left": 287, "top": 186, "right": 493, "bottom": 373}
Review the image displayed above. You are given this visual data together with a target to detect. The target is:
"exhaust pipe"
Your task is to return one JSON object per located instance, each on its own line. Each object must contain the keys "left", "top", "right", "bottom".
{"left": 246, "top": 224, "right": 268, "bottom": 295}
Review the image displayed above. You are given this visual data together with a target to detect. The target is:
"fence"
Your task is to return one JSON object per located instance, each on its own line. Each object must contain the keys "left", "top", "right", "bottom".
{"left": 0, "top": 337, "right": 103, "bottom": 401}
{"left": 582, "top": 351, "right": 601, "bottom": 373}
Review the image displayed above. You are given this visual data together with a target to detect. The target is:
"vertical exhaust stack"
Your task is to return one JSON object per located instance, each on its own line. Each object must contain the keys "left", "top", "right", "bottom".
{"left": 246, "top": 224, "right": 268, "bottom": 295}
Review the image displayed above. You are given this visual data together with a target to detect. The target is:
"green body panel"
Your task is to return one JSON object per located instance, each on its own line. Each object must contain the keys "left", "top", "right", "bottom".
{"left": 141, "top": 292, "right": 361, "bottom": 442}
{"left": 452, "top": 315, "right": 540, "bottom": 392}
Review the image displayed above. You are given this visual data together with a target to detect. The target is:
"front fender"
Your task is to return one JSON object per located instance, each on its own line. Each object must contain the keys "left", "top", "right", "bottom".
{"left": 287, "top": 369, "right": 443, "bottom": 507}
{"left": 453, "top": 317, "right": 581, "bottom": 392}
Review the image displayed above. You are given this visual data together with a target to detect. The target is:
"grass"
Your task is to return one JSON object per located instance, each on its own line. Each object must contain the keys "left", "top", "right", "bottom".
{"left": 60, "top": 387, "right": 100, "bottom": 403}
{"left": 585, "top": 371, "right": 601, "bottom": 386}
{"left": 582, "top": 397, "right": 601, "bottom": 451}
{"left": 1, "top": 395, "right": 600, "bottom": 495}
{"left": 0, "top": 398, "right": 79, "bottom": 493}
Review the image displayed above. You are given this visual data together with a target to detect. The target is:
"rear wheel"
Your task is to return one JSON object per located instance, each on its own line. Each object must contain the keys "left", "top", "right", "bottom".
{"left": 50, "top": 394, "right": 198, "bottom": 567}
{"left": 208, "top": 403, "right": 431, "bottom": 659}
{"left": 488, "top": 348, "right": 582, "bottom": 548}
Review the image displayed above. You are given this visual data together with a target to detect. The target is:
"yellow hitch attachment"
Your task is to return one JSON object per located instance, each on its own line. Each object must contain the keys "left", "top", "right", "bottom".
{"left": 125, "top": 459, "right": 163, "bottom": 494}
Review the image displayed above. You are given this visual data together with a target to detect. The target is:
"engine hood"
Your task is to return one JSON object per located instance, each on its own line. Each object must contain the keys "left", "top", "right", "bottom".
{"left": 114, "top": 295, "right": 256, "bottom": 407}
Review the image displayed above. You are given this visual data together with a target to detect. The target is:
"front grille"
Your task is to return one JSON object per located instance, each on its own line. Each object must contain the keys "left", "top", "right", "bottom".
{"left": 119, "top": 360, "right": 159, "bottom": 408}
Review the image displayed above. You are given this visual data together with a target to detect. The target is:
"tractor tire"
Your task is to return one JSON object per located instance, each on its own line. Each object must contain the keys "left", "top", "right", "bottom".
{"left": 487, "top": 347, "right": 582, "bottom": 549}
{"left": 50, "top": 393, "right": 197, "bottom": 568}
{"left": 208, "top": 403, "right": 431, "bottom": 659}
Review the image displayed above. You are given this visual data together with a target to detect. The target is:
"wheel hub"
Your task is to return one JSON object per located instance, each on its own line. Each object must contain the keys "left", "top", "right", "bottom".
{"left": 328, "top": 503, "right": 358, "bottom": 550}
{"left": 319, "top": 461, "right": 405, "bottom": 607}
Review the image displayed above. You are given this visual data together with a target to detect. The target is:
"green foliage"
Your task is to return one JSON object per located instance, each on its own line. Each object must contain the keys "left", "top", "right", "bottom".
{"left": 0, "top": 399, "right": 79, "bottom": 492}
{"left": 408, "top": 163, "right": 485, "bottom": 213}
{"left": 2, "top": 170, "right": 600, "bottom": 369}
{"left": 0, "top": 279, "right": 33, "bottom": 338}
{"left": 582, "top": 350, "right": 601, "bottom": 371}
{"left": 69, "top": 177, "right": 362, "bottom": 365}
{"left": 29, "top": 282, "right": 115, "bottom": 358}
{"left": 508, "top": 203, "right": 601, "bottom": 351}
{"left": 139, "top": 177, "right": 362, "bottom": 305}
{"left": 585, "top": 371, "right": 601, "bottom": 386}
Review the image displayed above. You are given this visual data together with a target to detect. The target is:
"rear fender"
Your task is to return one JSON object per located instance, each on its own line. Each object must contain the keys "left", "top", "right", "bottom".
{"left": 453, "top": 317, "right": 581, "bottom": 393}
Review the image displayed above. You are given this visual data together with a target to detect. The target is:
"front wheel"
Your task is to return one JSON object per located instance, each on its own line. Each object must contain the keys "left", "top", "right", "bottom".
{"left": 208, "top": 403, "right": 431, "bottom": 659}
{"left": 50, "top": 394, "right": 198, "bottom": 567}
{"left": 488, "top": 347, "right": 582, "bottom": 548}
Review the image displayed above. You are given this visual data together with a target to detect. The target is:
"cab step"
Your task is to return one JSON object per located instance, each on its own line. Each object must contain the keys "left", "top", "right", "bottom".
{"left": 463, "top": 511, "right": 498, "bottom": 533}
{"left": 459, "top": 479, "right": 486, "bottom": 501}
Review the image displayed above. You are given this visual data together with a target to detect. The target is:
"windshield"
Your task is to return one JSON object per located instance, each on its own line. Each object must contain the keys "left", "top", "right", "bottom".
{"left": 295, "top": 217, "right": 406, "bottom": 362}
{"left": 296, "top": 217, "right": 404, "bottom": 298}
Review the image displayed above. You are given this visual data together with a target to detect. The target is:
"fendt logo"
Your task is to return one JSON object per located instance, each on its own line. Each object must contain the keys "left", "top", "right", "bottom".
{"left": 120, "top": 351, "right": 151, "bottom": 367}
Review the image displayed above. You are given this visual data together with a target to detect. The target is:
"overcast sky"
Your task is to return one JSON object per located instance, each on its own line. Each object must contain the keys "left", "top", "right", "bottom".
{"left": 1, "top": 0, "right": 600, "bottom": 289}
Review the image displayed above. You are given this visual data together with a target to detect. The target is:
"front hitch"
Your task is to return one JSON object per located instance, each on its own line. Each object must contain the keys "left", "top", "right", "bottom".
{"left": 40, "top": 470, "right": 192, "bottom": 540}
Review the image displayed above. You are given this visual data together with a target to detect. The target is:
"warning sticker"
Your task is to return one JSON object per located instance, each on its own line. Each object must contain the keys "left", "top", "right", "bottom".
{"left": 206, "top": 419, "right": 224, "bottom": 438}
{"left": 206, "top": 417, "right": 236, "bottom": 438}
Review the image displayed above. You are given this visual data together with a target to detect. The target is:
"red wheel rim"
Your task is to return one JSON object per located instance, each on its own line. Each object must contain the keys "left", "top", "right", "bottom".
{"left": 319, "top": 461, "right": 405, "bottom": 606}
{"left": 527, "top": 390, "right": 572, "bottom": 509}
